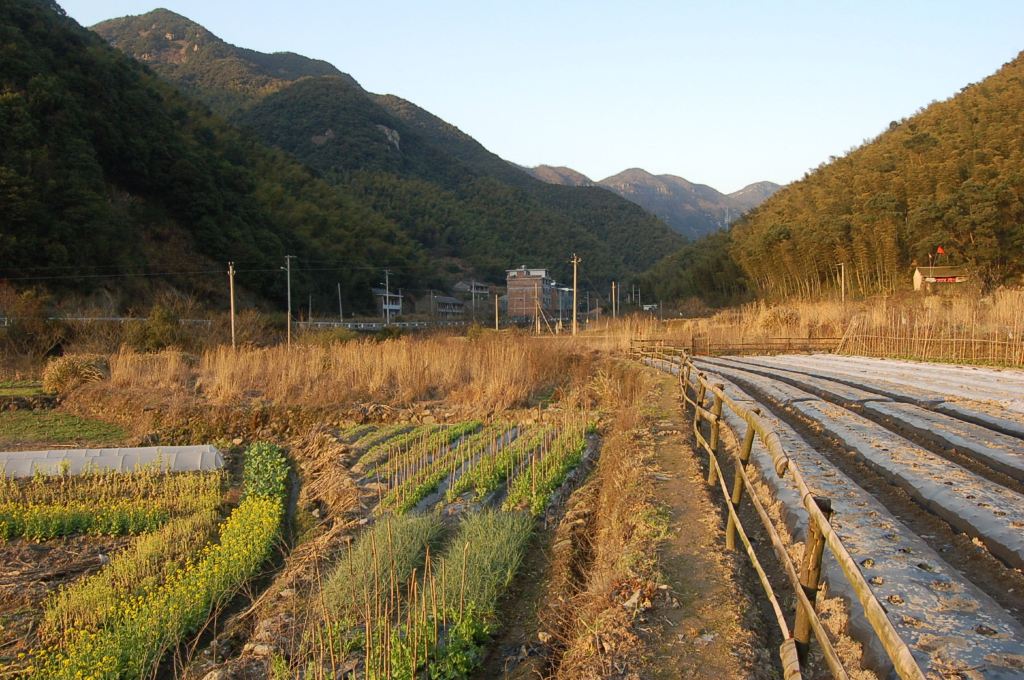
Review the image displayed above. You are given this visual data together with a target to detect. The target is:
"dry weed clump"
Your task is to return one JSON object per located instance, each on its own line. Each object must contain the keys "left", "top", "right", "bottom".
{"left": 108, "top": 349, "right": 195, "bottom": 392}
{"left": 41, "top": 354, "right": 109, "bottom": 394}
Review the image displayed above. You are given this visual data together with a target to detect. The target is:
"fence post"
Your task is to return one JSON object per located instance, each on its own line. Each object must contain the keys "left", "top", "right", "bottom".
{"left": 794, "top": 496, "right": 833, "bottom": 662}
{"left": 706, "top": 387, "right": 725, "bottom": 485}
{"left": 779, "top": 638, "right": 802, "bottom": 680}
{"left": 725, "top": 420, "right": 757, "bottom": 550}
{"left": 692, "top": 381, "right": 707, "bottom": 437}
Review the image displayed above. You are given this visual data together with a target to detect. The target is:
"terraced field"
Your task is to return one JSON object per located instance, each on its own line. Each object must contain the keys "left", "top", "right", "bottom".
{"left": 645, "top": 352, "right": 1024, "bottom": 678}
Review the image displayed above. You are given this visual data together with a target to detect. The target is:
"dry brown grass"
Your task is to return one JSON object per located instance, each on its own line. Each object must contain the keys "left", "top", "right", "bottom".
{"left": 615, "top": 288, "right": 1024, "bottom": 365}
{"left": 97, "top": 333, "right": 583, "bottom": 413}
{"left": 41, "top": 354, "right": 109, "bottom": 394}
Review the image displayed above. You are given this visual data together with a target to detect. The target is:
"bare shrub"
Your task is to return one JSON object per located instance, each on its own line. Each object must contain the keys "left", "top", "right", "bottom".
{"left": 41, "top": 354, "right": 110, "bottom": 394}
{"left": 124, "top": 304, "right": 189, "bottom": 352}
{"left": 0, "top": 284, "right": 67, "bottom": 362}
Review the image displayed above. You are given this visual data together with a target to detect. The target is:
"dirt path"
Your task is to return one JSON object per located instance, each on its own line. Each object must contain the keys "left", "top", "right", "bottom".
{"left": 639, "top": 368, "right": 774, "bottom": 679}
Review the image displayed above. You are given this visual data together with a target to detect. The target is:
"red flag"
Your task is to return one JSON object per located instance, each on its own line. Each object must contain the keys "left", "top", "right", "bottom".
{"left": 936, "top": 245, "right": 946, "bottom": 255}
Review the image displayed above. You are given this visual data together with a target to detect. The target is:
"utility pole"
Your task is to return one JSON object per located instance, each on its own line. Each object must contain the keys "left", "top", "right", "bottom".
{"left": 383, "top": 269, "right": 392, "bottom": 326}
{"left": 534, "top": 280, "right": 541, "bottom": 335}
{"left": 558, "top": 287, "right": 563, "bottom": 333}
{"left": 337, "top": 283, "right": 343, "bottom": 322}
{"left": 611, "top": 281, "right": 616, "bottom": 319}
{"left": 228, "top": 262, "right": 236, "bottom": 351}
{"left": 494, "top": 293, "right": 499, "bottom": 330}
{"left": 570, "top": 253, "right": 580, "bottom": 336}
{"left": 283, "top": 255, "right": 295, "bottom": 348}
{"left": 471, "top": 280, "right": 477, "bottom": 316}
{"left": 586, "top": 290, "right": 590, "bottom": 325}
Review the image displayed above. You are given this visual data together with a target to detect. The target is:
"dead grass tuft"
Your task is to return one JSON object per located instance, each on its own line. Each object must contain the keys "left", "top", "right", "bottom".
{"left": 41, "top": 354, "right": 109, "bottom": 394}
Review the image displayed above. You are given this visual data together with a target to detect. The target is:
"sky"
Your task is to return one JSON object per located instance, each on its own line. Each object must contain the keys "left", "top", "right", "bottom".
{"left": 60, "top": 0, "right": 1024, "bottom": 193}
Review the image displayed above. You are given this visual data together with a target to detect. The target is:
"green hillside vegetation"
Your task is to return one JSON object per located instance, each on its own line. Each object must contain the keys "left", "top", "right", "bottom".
{"left": 0, "top": 0, "right": 426, "bottom": 311}
{"left": 729, "top": 52, "right": 1024, "bottom": 298}
{"left": 94, "top": 9, "right": 683, "bottom": 284}
{"left": 93, "top": 8, "right": 349, "bottom": 114}
{"left": 637, "top": 231, "right": 751, "bottom": 307}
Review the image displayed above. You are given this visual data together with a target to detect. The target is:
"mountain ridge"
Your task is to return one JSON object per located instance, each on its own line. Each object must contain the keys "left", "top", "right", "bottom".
{"left": 0, "top": 0, "right": 427, "bottom": 311}
{"left": 523, "top": 164, "right": 780, "bottom": 239}
{"left": 93, "top": 8, "right": 684, "bottom": 284}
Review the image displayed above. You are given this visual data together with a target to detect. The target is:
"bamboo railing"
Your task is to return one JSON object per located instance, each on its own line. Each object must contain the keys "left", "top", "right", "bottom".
{"left": 631, "top": 339, "right": 926, "bottom": 680}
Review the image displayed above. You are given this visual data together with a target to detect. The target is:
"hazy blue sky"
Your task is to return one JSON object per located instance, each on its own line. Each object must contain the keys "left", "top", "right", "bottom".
{"left": 61, "top": 0, "right": 1024, "bottom": 193}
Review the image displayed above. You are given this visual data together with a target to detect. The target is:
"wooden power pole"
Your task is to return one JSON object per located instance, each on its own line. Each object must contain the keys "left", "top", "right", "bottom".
{"left": 284, "top": 255, "right": 295, "bottom": 348}
{"left": 570, "top": 253, "right": 581, "bottom": 336}
{"left": 534, "top": 280, "right": 541, "bottom": 335}
{"left": 494, "top": 294, "right": 499, "bottom": 330}
{"left": 228, "top": 262, "right": 236, "bottom": 350}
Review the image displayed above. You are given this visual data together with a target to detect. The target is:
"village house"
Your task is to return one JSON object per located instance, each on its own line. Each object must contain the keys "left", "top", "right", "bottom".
{"left": 913, "top": 266, "right": 969, "bottom": 292}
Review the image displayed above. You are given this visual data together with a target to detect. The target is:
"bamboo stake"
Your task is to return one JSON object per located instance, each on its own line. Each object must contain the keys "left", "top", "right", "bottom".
{"left": 725, "top": 419, "right": 757, "bottom": 551}
{"left": 794, "top": 497, "right": 832, "bottom": 661}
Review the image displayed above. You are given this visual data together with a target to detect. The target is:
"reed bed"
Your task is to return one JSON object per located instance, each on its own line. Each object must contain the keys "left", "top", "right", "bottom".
{"left": 164, "top": 335, "right": 569, "bottom": 410}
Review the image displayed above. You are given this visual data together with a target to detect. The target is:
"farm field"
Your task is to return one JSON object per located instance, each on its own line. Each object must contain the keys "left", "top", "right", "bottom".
{"left": 0, "top": 443, "right": 287, "bottom": 678}
{"left": 197, "top": 415, "right": 598, "bottom": 679}
{"left": 9, "top": 328, "right": 1024, "bottom": 679}
{"left": 0, "top": 335, "right": 640, "bottom": 680}
{"left": 644, "top": 351, "right": 1024, "bottom": 678}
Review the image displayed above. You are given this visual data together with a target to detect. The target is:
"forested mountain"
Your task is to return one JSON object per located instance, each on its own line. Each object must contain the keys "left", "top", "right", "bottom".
{"left": 94, "top": 9, "right": 683, "bottom": 285}
{"left": 728, "top": 181, "right": 782, "bottom": 211}
{"left": 524, "top": 165, "right": 780, "bottom": 239}
{"left": 0, "top": 0, "right": 426, "bottom": 311}
{"left": 729, "top": 52, "right": 1024, "bottom": 297}
{"left": 524, "top": 165, "right": 595, "bottom": 187}
{"left": 93, "top": 8, "right": 351, "bottom": 114}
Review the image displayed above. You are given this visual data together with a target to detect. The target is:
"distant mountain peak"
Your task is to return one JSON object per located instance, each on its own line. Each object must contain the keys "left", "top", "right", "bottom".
{"left": 92, "top": 10, "right": 353, "bottom": 111}
{"left": 525, "top": 164, "right": 779, "bottom": 239}
{"left": 524, "top": 165, "right": 594, "bottom": 186}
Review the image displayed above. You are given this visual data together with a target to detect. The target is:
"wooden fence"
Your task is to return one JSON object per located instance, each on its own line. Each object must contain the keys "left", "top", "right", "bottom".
{"left": 672, "top": 332, "right": 1023, "bottom": 367}
{"left": 838, "top": 334, "right": 1024, "bottom": 367}
{"left": 687, "top": 335, "right": 842, "bottom": 356}
{"left": 631, "top": 339, "right": 926, "bottom": 680}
